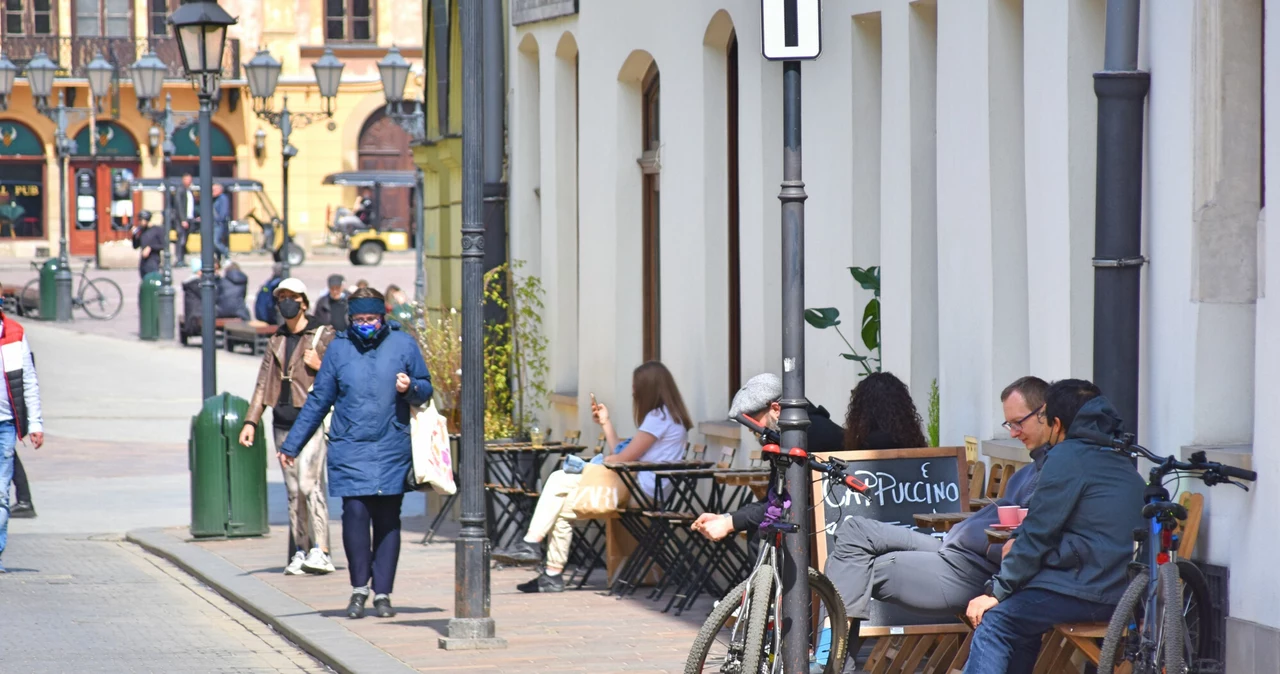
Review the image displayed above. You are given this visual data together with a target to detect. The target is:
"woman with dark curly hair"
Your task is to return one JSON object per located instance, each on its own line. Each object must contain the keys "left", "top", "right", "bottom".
{"left": 843, "top": 372, "right": 927, "bottom": 452}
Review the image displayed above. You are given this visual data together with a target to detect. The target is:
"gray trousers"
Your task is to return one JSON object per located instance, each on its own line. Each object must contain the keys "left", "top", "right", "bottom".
{"left": 824, "top": 516, "right": 994, "bottom": 621}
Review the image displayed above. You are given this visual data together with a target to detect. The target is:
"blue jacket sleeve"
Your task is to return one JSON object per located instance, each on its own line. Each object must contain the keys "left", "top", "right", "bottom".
{"left": 400, "top": 339, "right": 433, "bottom": 407}
{"left": 990, "top": 458, "right": 1084, "bottom": 601}
{"left": 281, "top": 350, "right": 339, "bottom": 456}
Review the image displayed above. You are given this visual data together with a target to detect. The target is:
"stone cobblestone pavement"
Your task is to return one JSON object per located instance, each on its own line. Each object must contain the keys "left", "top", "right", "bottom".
{"left": 0, "top": 534, "right": 330, "bottom": 673}
{"left": 190, "top": 521, "right": 714, "bottom": 673}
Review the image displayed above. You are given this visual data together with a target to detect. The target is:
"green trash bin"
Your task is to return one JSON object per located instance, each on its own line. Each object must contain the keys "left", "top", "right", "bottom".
{"left": 139, "top": 272, "right": 162, "bottom": 341}
{"left": 38, "top": 258, "right": 61, "bottom": 321}
{"left": 189, "top": 393, "right": 269, "bottom": 538}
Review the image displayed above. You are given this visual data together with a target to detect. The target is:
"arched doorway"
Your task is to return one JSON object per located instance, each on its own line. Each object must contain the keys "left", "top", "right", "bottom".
{"left": 357, "top": 109, "right": 415, "bottom": 231}
{"left": 68, "top": 121, "right": 140, "bottom": 256}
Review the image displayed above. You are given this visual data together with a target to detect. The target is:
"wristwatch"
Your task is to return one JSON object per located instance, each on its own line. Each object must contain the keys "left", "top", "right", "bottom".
{"left": 983, "top": 579, "right": 997, "bottom": 598}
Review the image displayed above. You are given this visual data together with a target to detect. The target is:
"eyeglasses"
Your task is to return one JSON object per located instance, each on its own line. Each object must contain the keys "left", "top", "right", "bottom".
{"left": 1002, "top": 405, "right": 1044, "bottom": 432}
{"left": 351, "top": 316, "right": 382, "bottom": 326}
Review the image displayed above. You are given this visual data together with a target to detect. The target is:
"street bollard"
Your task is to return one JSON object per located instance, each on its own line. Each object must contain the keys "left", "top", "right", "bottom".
{"left": 139, "top": 272, "right": 162, "bottom": 341}
{"left": 37, "top": 258, "right": 61, "bottom": 321}
{"left": 189, "top": 393, "right": 269, "bottom": 538}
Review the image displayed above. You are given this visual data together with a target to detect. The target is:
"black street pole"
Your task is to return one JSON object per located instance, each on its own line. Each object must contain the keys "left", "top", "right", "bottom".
{"left": 280, "top": 97, "right": 293, "bottom": 278}
{"left": 778, "top": 59, "right": 811, "bottom": 672}
{"left": 441, "top": 0, "right": 504, "bottom": 651}
{"left": 1092, "top": 0, "right": 1148, "bottom": 434}
{"left": 53, "top": 93, "right": 73, "bottom": 323}
{"left": 198, "top": 94, "right": 217, "bottom": 401}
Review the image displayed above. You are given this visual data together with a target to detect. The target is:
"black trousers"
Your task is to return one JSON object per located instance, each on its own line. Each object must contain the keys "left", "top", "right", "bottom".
{"left": 342, "top": 494, "right": 403, "bottom": 595}
{"left": 12, "top": 451, "right": 29, "bottom": 503}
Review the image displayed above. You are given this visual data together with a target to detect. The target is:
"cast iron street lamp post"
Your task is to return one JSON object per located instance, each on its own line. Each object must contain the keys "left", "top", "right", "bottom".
{"left": 376, "top": 47, "right": 427, "bottom": 304}
{"left": 169, "top": 0, "right": 236, "bottom": 401}
{"left": 244, "top": 48, "right": 344, "bottom": 278}
{"left": 133, "top": 52, "right": 199, "bottom": 342}
{"left": 24, "top": 51, "right": 114, "bottom": 323}
{"left": 438, "top": 0, "right": 504, "bottom": 651}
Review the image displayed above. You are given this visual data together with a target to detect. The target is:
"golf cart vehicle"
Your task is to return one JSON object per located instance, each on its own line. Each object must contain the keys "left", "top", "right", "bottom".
{"left": 322, "top": 170, "right": 418, "bottom": 266}
{"left": 131, "top": 177, "right": 305, "bottom": 267}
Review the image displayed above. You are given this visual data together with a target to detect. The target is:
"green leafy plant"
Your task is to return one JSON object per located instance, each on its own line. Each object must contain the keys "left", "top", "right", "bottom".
{"left": 804, "top": 265, "right": 881, "bottom": 376}
{"left": 928, "top": 378, "right": 940, "bottom": 447}
{"left": 404, "top": 305, "right": 462, "bottom": 429}
{"left": 482, "top": 261, "right": 549, "bottom": 440}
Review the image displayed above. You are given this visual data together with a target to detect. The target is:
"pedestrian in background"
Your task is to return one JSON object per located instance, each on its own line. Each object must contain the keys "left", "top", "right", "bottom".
{"left": 132, "top": 210, "right": 165, "bottom": 279}
{"left": 216, "top": 261, "right": 251, "bottom": 321}
{"left": 312, "top": 275, "right": 349, "bottom": 332}
{"left": 211, "top": 182, "right": 231, "bottom": 263}
{"left": 175, "top": 174, "right": 196, "bottom": 264}
{"left": 241, "top": 278, "right": 336, "bottom": 576}
{"left": 0, "top": 308, "right": 44, "bottom": 573}
{"left": 281, "top": 287, "right": 432, "bottom": 619}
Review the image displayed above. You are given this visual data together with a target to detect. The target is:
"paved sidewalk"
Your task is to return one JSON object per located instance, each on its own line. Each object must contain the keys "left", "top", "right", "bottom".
{"left": 132, "top": 521, "right": 713, "bottom": 673}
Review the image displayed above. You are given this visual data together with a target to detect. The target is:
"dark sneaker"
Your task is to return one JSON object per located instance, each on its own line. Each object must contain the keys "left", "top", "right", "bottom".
{"left": 346, "top": 592, "right": 369, "bottom": 619}
{"left": 516, "top": 572, "right": 565, "bottom": 594}
{"left": 373, "top": 596, "right": 396, "bottom": 618}
{"left": 492, "top": 540, "right": 542, "bottom": 565}
{"left": 10, "top": 502, "right": 35, "bottom": 519}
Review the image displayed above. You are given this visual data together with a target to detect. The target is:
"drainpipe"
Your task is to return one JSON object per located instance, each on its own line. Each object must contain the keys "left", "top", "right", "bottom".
{"left": 482, "top": 0, "right": 507, "bottom": 275}
{"left": 1092, "top": 0, "right": 1149, "bottom": 434}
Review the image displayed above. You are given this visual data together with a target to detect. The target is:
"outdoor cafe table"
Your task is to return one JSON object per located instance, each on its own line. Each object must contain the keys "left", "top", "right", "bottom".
{"left": 484, "top": 441, "right": 585, "bottom": 549}
{"left": 985, "top": 528, "right": 1014, "bottom": 545}
{"left": 913, "top": 511, "right": 973, "bottom": 534}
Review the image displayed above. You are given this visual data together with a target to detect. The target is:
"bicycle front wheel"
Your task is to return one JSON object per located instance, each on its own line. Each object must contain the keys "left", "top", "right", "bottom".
{"left": 80, "top": 277, "right": 123, "bottom": 320}
{"left": 1098, "top": 568, "right": 1151, "bottom": 673}
{"left": 685, "top": 567, "right": 848, "bottom": 674}
{"left": 1159, "top": 562, "right": 1186, "bottom": 674}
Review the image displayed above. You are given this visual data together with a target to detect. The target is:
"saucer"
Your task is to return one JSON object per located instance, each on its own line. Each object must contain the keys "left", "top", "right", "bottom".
{"left": 990, "top": 523, "right": 1021, "bottom": 531}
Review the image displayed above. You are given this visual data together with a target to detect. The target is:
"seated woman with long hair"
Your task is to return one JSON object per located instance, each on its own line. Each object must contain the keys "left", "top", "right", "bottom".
{"left": 492, "top": 361, "right": 693, "bottom": 593}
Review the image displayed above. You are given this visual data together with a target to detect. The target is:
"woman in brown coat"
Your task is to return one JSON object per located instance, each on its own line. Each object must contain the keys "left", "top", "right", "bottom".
{"left": 240, "top": 278, "right": 337, "bottom": 575}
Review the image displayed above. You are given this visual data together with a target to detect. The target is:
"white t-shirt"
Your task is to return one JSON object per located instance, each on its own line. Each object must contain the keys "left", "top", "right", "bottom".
{"left": 634, "top": 406, "right": 689, "bottom": 496}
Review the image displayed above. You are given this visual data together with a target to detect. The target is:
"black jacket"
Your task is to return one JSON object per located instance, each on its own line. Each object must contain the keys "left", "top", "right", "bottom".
{"left": 215, "top": 266, "right": 251, "bottom": 319}
{"left": 989, "top": 396, "right": 1144, "bottom": 604}
{"left": 313, "top": 293, "right": 349, "bottom": 331}
{"left": 729, "top": 403, "right": 854, "bottom": 532}
{"left": 137, "top": 226, "right": 166, "bottom": 276}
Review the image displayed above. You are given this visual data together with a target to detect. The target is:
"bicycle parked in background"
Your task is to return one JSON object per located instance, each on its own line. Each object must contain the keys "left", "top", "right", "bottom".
{"left": 684, "top": 416, "right": 869, "bottom": 674}
{"left": 1096, "top": 433, "right": 1256, "bottom": 674}
{"left": 20, "top": 259, "right": 123, "bottom": 320}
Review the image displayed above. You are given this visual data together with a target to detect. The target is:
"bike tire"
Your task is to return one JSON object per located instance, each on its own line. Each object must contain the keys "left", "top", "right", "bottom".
{"left": 20, "top": 279, "right": 39, "bottom": 318}
{"left": 684, "top": 568, "right": 849, "bottom": 674}
{"left": 1099, "top": 568, "right": 1151, "bottom": 673}
{"left": 80, "top": 277, "right": 123, "bottom": 320}
{"left": 1160, "top": 562, "right": 1187, "bottom": 674}
{"left": 1176, "top": 559, "right": 1215, "bottom": 667}
{"left": 740, "top": 568, "right": 774, "bottom": 674}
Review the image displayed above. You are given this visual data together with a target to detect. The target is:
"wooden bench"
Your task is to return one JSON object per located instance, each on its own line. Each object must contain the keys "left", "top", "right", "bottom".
{"left": 223, "top": 320, "right": 275, "bottom": 355}
{"left": 861, "top": 623, "right": 974, "bottom": 674}
{"left": 178, "top": 315, "right": 231, "bottom": 347}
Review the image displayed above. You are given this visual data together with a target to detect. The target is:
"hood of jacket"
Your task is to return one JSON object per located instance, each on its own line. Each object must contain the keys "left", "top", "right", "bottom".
{"left": 1062, "top": 395, "right": 1125, "bottom": 449}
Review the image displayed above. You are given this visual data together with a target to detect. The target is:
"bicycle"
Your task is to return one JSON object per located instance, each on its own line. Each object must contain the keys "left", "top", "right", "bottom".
{"left": 1096, "top": 433, "right": 1256, "bottom": 674}
{"left": 685, "top": 415, "right": 869, "bottom": 674}
{"left": 21, "top": 259, "right": 124, "bottom": 320}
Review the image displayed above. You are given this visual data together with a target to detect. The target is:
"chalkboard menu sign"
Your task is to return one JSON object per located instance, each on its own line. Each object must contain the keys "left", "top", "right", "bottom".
{"left": 810, "top": 447, "right": 969, "bottom": 629}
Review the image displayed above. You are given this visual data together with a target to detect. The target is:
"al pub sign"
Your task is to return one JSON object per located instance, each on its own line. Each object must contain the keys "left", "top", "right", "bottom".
{"left": 761, "top": 0, "right": 822, "bottom": 61}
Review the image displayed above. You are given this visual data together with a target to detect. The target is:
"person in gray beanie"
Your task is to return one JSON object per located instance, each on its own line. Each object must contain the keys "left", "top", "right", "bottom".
{"left": 691, "top": 373, "right": 845, "bottom": 541}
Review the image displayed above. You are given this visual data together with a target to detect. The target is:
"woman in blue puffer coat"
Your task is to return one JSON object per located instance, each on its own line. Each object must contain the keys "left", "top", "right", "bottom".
{"left": 282, "top": 287, "right": 432, "bottom": 619}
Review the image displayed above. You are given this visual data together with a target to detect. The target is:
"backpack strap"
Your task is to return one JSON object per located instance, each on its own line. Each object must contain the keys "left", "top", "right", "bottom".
{"left": 310, "top": 325, "right": 326, "bottom": 349}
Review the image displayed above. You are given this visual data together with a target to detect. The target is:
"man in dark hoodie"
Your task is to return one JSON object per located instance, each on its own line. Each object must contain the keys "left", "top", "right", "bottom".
{"left": 963, "top": 379, "right": 1144, "bottom": 674}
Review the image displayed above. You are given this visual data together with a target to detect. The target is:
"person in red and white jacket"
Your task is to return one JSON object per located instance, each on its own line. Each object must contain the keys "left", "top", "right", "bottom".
{"left": 0, "top": 309, "right": 44, "bottom": 573}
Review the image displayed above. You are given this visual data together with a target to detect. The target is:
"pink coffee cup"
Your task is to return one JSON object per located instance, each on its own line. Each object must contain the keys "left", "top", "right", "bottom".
{"left": 998, "top": 505, "right": 1020, "bottom": 526}
{"left": 1017, "top": 507, "right": 1029, "bottom": 524}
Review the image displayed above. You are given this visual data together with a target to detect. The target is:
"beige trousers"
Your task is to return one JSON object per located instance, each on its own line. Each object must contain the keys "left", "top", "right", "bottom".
{"left": 273, "top": 426, "right": 330, "bottom": 553}
{"left": 524, "top": 469, "right": 582, "bottom": 570}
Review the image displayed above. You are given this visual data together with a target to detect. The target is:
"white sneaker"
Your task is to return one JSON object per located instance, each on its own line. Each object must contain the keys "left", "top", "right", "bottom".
{"left": 284, "top": 550, "right": 307, "bottom": 576}
{"left": 302, "top": 548, "right": 335, "bottom": 574}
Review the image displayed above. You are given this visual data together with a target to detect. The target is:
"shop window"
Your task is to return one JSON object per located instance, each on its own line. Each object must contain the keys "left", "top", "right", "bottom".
{"left": 326, "top": 0, "right": 374, "bottom": 43}
{"left": 3, "top": 0, "right": 55, "bottom": 36}
{"left": 149, "top": 0, "right": 177, "bottom": 36}
{"left": 0, "top": 164, "right": 46, "bottom": 239}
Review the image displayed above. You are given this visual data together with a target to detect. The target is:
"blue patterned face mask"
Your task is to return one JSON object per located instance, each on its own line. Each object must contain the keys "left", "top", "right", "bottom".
{"left": 353, "top": 320, "right": 381, "bottom": 340}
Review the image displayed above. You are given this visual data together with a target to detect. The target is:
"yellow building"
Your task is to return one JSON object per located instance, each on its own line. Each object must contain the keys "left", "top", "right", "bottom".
{"left": 0, "top": 0, "right": 422, "bottom": 259}
{"left": 416, "top": 0, "right": 464, "bottom": 311}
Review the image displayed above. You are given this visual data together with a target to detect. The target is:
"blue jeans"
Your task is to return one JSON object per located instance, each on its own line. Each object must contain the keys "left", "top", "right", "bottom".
{"left": 0, "top": 420, "right": 17, "bottom": 559}
{"left": 214, "top": 222, "right": 230, "bottom": 260}
{"left": 964, "top": 588, "right": 1115, "bottom": 674}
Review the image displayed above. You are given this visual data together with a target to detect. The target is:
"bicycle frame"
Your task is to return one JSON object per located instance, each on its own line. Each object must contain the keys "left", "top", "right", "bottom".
{"left": 1135, "top": 460, "right": 1184, "bottom": 667}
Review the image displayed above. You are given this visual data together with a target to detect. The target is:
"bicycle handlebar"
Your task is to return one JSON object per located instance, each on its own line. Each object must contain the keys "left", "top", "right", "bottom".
{"left": 1101, "top": 432, "right": 1258, "bottom": 486}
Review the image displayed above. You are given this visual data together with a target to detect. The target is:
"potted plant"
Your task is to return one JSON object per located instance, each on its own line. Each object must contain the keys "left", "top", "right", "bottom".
{"left": 406, "top": 305, "right": 463, "bottom": 433}
{"left": 483, "top": 261, "right": 549, "bottom": 441}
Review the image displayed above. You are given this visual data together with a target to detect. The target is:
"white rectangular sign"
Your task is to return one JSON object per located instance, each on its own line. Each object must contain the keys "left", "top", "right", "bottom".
{"left": 761, "top": 0, "right": 822, "bottom": 61}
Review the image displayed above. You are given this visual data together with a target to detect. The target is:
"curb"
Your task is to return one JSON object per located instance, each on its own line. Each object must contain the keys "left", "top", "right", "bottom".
{"left": 127, "top": 528, "right": 418, "bottom": 674}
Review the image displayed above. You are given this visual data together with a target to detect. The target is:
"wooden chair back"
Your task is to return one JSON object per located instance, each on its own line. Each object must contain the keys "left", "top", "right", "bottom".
{"left": 964, "top": 436, "right": 979, "bottom": 463}
{"left": 1178, "top": 491, "right": 1205, "bottom": 559}
{"left": 985, "top": 461, "right": 1017, "bottom": 500}
{"left": 686, "top": 442, "right": 708, "bottom": 462}
{"left": 562, "top": 430, "right": 582, "bottom": 446}
{"left": 593, "top": 432, "right": 607, "bottom": 456}
{"left": 715, "top": 444, "right": 738, "bottom": 470}
{"left": 860, "top": 624, "right": 974, "bottom": 674}
{"left": 967, "top": 461, "right": 985, "bottom": 501}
